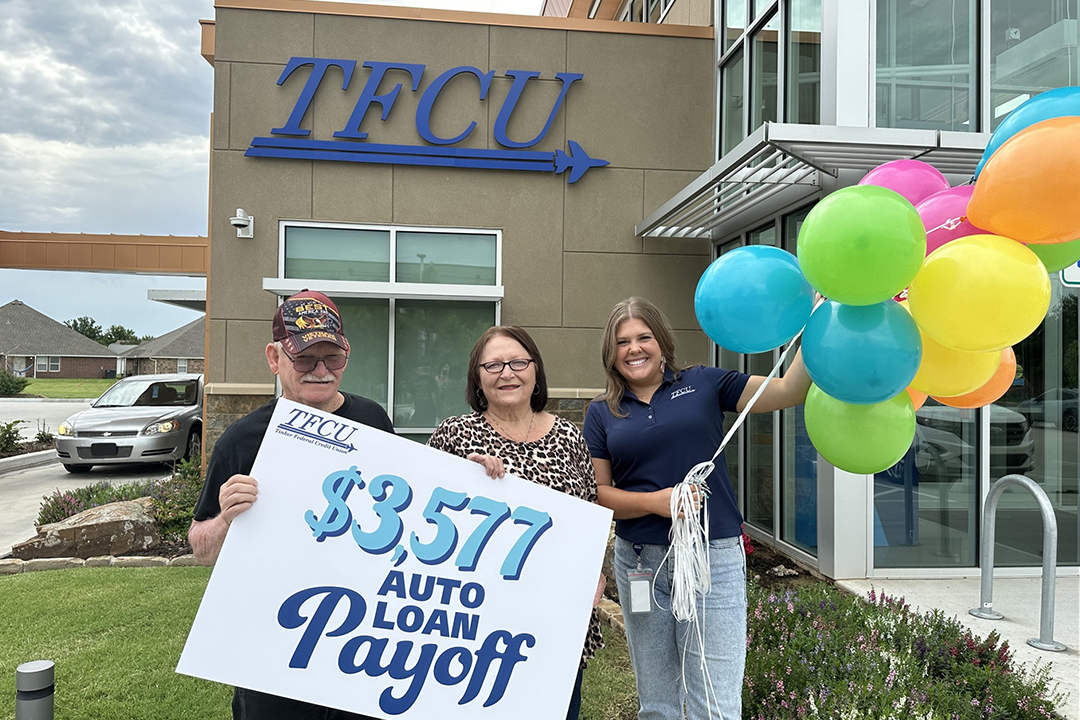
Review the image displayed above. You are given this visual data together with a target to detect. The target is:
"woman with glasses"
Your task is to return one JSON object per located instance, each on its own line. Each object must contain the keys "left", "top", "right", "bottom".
{"left": 427, "top": 326, "right": 605, "bottom": 720}
{"left": 583, "top": 297, "right": 810, "bottom": 720}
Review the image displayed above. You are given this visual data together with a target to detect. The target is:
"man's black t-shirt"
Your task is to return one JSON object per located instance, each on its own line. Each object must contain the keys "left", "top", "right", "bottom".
{"left": 192, "top": 392, "right": 393, "bottom": 521}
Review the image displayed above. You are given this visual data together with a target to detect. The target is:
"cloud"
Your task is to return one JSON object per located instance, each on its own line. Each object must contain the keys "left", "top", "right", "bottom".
{"left": 0, "top": 132, "right": 209, "bottom": 235}
{"left": 0, "top": 0, "right": 214, "bottom": 147}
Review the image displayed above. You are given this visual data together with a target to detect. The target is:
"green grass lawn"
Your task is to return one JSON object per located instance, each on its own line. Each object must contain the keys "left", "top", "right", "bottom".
{"left": 0, "top": 567, "right": 637, "bottom": 720}
{"left": 21, "top": 378, "right": 117, "bottom": 399}
{"left": 0, "top": 567, "right": 230, "bottom": 720}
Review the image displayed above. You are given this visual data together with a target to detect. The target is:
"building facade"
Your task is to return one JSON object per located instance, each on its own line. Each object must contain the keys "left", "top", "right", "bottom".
{"left": 203, "top": 0, "right": 1078, "bottom": 579}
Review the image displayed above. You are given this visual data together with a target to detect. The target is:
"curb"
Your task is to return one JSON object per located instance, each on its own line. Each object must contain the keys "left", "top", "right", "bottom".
{"left": 0, "top": 554, "right": 202, "bottom": 574}
{"left": 0, "top": 449, "right": 58, "bottom": 473}
{"left": 2, "top": 397, "right": 96, "bottom": 403}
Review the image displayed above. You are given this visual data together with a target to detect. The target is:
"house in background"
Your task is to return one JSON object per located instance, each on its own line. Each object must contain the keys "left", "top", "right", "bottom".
{"left": 0, "top": 300, "right": 117, "bottom": 379}
{"left": 119, "top": 317, "right": 205, "bottom": 376}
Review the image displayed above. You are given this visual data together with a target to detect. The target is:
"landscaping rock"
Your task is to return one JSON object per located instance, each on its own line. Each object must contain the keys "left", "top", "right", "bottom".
{"left": 24, "top": 558, "right": 84, "bottom": 572}
{"left": 0, "top": 558, "right": 24, "bottom": 575}
{"left": 10, "top": 498, "right": 160, "bottom": 560}
{"left": 84, "top": 556, "right": 113, "bottom": 568}
{"left": 111, "top": 556, "right": 168, "bottom": 568}
{"left": 168, "top": 554, "right": 201, "bottom": 567}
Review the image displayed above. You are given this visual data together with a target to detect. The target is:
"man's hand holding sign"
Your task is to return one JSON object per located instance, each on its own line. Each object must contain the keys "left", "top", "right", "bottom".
{"left": 179, "top": 399, "right": 612, "bottom": 719}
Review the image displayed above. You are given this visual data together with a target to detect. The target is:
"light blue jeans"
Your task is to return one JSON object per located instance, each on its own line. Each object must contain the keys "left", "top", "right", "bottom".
{"left": 614, "top": 536, "right": 747, "bottom": 720}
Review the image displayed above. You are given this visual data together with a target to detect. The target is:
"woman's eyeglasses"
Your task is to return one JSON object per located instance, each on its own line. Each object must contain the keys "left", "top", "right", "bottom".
{"left": 480, "top": 358, "right": 534, "bottom": 374}
{"left": 282, "top": 349, "right": 348, "bottom": 373}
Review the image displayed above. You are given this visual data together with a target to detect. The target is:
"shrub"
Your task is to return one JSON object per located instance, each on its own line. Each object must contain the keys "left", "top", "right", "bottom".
{"left": 35, "top": 458, "right": 205, "bottom": 543}
{"left": 35, "top": 419, "right": 55, "bottom": 444}
{"left": 0, "top": 369, "right": 29, "bottom": 396}
{"left": 151, "top": 455, "right": 204, "bottom": 542}
{"left": 743, "top": 581, "right": 1064, "bottom": 719}
{"left": 37, "top": 479, "right": 155, "bottom": 525}
{"left": 0, "top": 419, "right": 24, "bottom": 454}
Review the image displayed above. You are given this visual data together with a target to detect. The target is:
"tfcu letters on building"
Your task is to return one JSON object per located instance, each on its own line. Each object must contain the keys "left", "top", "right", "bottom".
{"left": 245, "top": 58, "right": 610, "bottom": 183}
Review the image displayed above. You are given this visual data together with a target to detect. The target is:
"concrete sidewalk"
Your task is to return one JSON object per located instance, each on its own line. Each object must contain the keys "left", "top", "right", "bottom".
{"left": 840, "top": 576, "right": 1079, "bottom": 719}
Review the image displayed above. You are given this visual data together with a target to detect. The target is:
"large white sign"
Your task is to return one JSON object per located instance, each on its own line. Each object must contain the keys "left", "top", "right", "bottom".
{"left": 178, "top": 399, "right": 612, "bottom": 719}
{"left": 1062, "top": 261, "right": 1080, "bottom": 287}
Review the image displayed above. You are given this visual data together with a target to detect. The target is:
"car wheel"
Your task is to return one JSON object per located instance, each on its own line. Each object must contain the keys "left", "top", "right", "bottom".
{"left": 184, "top": 427, "right": 202, "bottom": 460}
{"left": 64, "top": 464, "right": 92, "bottom": 474}
{"left": 1064, "top": 410, "right": 1078, "bottom": 433}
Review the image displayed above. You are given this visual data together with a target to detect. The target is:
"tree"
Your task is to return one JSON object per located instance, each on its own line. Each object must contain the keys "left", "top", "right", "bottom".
{"left": 139, "top": 334, "right": 155, "bottom": 343}
{"left": 65, "top": 316, "right": 103, "bottom": 343}
{"left": 101, "top": 324, "right": 140, "bottom": 346}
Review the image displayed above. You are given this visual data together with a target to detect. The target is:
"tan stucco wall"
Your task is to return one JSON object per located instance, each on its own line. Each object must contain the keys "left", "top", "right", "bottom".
{"left": 208, "top": 7, "right": 714, "bottom": 395}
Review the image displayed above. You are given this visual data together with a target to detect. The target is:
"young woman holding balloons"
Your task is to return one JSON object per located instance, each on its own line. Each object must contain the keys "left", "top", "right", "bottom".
{"left": 582, "top": 297, "right": 812, "bottom": 720}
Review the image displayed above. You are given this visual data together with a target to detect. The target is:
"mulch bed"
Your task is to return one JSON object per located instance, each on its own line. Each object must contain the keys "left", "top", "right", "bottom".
{"left": 0, "top": 440, "right": 55, "bottom": 460}
{"left": 745, "top": 541, "right": 828, "bottom": 591}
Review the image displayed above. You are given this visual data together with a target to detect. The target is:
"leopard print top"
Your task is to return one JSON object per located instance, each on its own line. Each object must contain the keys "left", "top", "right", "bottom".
{"left": 428, "top": 412, "right": 604, "bottom": 669}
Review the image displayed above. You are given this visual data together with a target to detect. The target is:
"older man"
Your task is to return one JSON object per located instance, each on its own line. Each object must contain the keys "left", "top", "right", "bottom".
{"left": 189, "top": 289, "right": 392, "bottom": 720}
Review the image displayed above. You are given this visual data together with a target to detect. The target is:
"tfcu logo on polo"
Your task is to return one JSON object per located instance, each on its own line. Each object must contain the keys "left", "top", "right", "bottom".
{"left": 276, "top": 407, "right": 359, "bottom": 454}
{"left": 246, "top": 58, "right": 609, "bottom": 183}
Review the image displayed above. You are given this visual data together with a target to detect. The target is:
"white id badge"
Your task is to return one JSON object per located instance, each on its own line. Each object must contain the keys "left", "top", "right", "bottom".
{"left": 627, "top": 568, "right": 654, "bottom": 613}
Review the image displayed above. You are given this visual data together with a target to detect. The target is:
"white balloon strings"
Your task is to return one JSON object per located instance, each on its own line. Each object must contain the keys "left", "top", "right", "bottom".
{"left": 654, "top": 299, "right": 821, "bottom": 720}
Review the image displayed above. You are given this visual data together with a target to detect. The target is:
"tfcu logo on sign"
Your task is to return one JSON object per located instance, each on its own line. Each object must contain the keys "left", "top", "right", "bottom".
{"left": 246, "top": 58, "right": 609, "bottom": 183}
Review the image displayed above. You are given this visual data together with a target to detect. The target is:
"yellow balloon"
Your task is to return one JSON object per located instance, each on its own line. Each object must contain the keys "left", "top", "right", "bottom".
{"left": 908, "top": 234, "right": 1051, "bottom": 352}
{"left": 909, "top": 333, "right": 1000, "bottom": 397}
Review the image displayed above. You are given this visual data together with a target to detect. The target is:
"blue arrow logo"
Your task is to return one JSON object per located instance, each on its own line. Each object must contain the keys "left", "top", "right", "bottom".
{"left": 245, "top": 137, "right": 609, "bottom": 184}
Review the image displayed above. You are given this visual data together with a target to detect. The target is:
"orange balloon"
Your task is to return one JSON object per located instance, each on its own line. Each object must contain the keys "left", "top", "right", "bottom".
{"left": 968, "top": 116, "right": 1080, "bottom": 244}
{"left": 906, "top": 387, "right": 928, "bottom": 410}
{"left": 933, "top": 347, "right": 1017, "bottom": 409}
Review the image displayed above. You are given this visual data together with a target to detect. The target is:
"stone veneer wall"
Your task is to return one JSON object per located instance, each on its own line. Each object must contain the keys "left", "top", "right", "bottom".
{"left": 205, "top": 392, "right": 272, "bottom": 456}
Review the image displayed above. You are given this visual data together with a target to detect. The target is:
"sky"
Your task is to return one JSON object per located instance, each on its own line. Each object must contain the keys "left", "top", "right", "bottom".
{"left": 0, "top": 0, "right": 543, "bottom": 337}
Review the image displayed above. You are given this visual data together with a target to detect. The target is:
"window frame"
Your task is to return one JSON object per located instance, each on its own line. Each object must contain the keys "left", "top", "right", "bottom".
{"left": 269, "top": 220, "right": 505, "bottom": 435}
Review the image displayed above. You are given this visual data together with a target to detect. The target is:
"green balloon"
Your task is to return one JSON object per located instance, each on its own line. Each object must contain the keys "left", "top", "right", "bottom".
{"left": 797, "top": 185, "right": 926, "bottom": 305}
{"left": 804, "top": 384, "right": 915, "bottom": 474}
{"left": 1028, "top": 237, "right": 1080, "bottom": 273}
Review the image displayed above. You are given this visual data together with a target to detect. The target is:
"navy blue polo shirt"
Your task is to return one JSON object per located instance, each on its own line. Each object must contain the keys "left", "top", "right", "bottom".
{"left": 583, "top": 365, "right": 750, "bottom": 545}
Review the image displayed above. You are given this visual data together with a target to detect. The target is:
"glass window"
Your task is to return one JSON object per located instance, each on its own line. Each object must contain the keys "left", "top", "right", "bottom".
{"left": 997, "top": 286, "right": 1078, "bottom": 567}
{"left": 285, "top": 227, "right": 390, "bottom": 282}
{"left": 283, "top": 223, "right": 500, "bottom": 440}
{"left": 336, "top": 297, "right": 391, "bottom": 411}
{"left": 787, "top": 0, "right": 821, "bottom": 124}
{"left": 395, "top": 232, "right": 496, "bottom": 286}
{"left": 780, "top": 206, "right": 815, "bottom": 555}
{"left": 876, "top": 0, "right": 976, "bottom": 131}
{"left": 177, "top": 358, "right": 188, "bottom": 373}
{"left": 746, "top": 350, "right": 775, "bottom": 532}
{"left": 721, "top": 51, "right": 745, "bottom": 156}
{"left": 36, "top": 357, "right": 47, "bottom": 372}
{"left": 392, "top": 300, "right": 496, "bottom": 430}
{"left": 990, "top": 1, "right": 1079, "bottom": 130}
{"left": 723, "top": 0, "right": 746, "bottom": 53}
{"left": 874, "top": 400, "right": 979, "bottom": 568}
{"left": 752, "top": 0, "right": 773, "bottom": 19}
{"left": 49, "top": 356, "right": 59, "bottom": 373}
{"left": 751, "top": 13, "right": 780, "bottom": 132}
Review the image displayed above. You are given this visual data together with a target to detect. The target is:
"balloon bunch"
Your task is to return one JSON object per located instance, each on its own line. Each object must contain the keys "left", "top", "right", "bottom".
{"left": 694, "top": 87, "right": 1080, "bottom": 475}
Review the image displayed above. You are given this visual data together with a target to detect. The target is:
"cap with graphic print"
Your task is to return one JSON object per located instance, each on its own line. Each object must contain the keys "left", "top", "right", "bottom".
{"left": 272, "top": 290, "right": 350, "bottom": 354}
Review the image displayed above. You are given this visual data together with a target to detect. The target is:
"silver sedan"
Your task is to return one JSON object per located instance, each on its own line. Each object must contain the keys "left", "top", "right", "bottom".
{"left": 55, "top": 373, "right": 203, "bottom": 473}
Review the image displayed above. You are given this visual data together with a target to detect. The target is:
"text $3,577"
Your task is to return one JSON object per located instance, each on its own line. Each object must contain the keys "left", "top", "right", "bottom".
{"left": 304, "top": 466, "right": 552, "bottom": 580}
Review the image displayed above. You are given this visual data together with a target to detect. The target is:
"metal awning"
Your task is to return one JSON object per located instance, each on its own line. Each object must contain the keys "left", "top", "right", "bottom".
{"left": 637, "top": 123, "right": 991, "bottom": 239}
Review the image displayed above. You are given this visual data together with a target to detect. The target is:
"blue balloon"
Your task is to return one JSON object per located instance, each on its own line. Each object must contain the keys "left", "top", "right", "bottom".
{"left": 802, "top": 300, "right": 922, "bottom": 405}
{"left": 975, "top": 86, "right": 1080, "bottom": 177}
{"left": 694, "top": 246, "right": 814, "bottom": 354}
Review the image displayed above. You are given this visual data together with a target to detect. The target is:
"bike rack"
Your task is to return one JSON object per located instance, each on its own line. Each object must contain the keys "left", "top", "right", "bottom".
{"left": 969, "top": 474, "right": 1067, "bottom": 652}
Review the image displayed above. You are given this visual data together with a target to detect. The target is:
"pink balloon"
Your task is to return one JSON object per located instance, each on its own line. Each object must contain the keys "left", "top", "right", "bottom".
{"left": 916, "top": 185, "right": 988, "bottom": 255}
{"left": 858, "top": 159, "right": 951, "bottom": 206}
